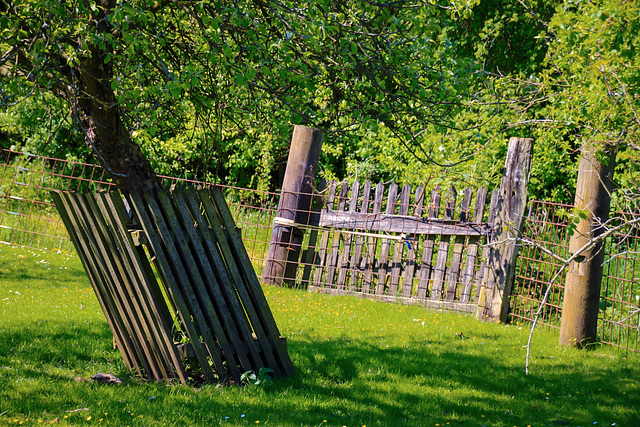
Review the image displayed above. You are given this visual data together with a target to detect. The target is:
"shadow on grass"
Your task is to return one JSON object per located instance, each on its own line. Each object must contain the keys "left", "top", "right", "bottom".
{"left": 1, "top": 325, "right": 638, "bottom": 426}
{"left": 243, "top": 336, "right": 638, "bottom": 426}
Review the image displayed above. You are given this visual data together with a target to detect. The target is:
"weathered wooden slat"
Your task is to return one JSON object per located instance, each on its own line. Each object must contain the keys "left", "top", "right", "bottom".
{"left": 460, "top": 187, "right": 488, "bottom": 303}
{"left": 69, "top": 193, "right": 167, "bottom": 380}
{"left": 430, "top": 187, "right": 457, "bottom": 301}
{"left": 325, "top": 183, "right": 349, "bottom": 286}
{"left": 183, "top": 187, "right": 278, "bottom": 376}
{"left": 475, "top": 189, "right": 500, "bottom": 298}
{"left": 129, "top": 191, "right": 220, "bottom": 384}
{"left": 389, "top": 183, "right": 411, "bottom": 295}
{"left": 54, "top": 186, "right": 295, "bottom": 385}
{"left": 446, "top": 187, "right": 473, "bottom": 301}
{"left": 416, "top": 188, "right": 441, "bottom": 299}
{"left": 169, "top": 188, "right": 260, "bottom": 374}
{"left": 402, "top": 184, "right": 424, "bottom": 298}
{"left": 300, "top": 180, "right": 326, "bottom": 287}
{"left": 97, "top": 192, "right": 187, "bottom": 382}
{"left": 313, "top": 182, "right": 337, "bottom": 287}
{"left": 50, "top": 191, "right": 144, "bottom": 376}
{"left": 376, "top": 183, "right": 398, "bottom": 297}
{"left": 350, "top": 180, "right": 371, "bottom": 292}
{"left": 207, "top": 186, "right": 295, "bottom": 376}
{"left": 152, "top": 189, "right": 242, "bottom": 383}
{"left": 315, "top": 211, "right": 489, "bottom": 236}
{"left": 336, "top": 180, "right": 360, "bottom": 290}
{"left": 478, "top": 137, "right": 534, "bottom": 322}
{"left": 362, "top": 182, "right": 384, "bottom": 295}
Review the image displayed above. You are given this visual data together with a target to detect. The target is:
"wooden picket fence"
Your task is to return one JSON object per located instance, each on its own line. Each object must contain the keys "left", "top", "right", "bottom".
{"left": 264, "top": 136, "right": 534, "bottom": 320}
{"left": 51, "top": 186, "right": 294, "bottom": 385}
{"left": 300, "top": 181, "right": 495, "bottom": 312}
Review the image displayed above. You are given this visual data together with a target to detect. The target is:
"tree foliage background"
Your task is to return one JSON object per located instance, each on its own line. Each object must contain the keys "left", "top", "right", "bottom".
{"left": 1, "top": 0, "right": 638, "bottom": 203}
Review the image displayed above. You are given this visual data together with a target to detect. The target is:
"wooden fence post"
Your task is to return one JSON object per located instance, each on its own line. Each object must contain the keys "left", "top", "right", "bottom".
{"left": 559, "top": 142, "right": 616, "bottom": 347}
{"left": 263, "top": 125, "right": 324, "bottom": 287}
{"left": 477, "top": 137, "right": 534, "bottom": 322}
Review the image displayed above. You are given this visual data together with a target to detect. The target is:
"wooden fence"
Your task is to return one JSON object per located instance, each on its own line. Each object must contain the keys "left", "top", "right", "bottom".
{"left": 51, "top": 186, "right": 294, "bottom": 385}
{"left": 302, "top": 181, "right": 493, "bottom": 312}
{"left": 264, "top": 136, "right": 534, "bottom": 320}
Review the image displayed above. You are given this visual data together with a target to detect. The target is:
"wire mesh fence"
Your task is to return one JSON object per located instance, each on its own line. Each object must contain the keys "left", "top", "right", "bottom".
{"left": 510, "top": 200, "right": 640, "bottom": 352}
{"left": 0, "top": 149, "right": 281, "bottom": 263}
{"left": 1, "top": 148, "right": 639, "bottom": 352}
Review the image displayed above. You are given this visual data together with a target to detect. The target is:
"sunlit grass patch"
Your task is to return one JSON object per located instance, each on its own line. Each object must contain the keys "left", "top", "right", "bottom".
{"left": 1, "top": 243, "right": 638, "bottom": 426}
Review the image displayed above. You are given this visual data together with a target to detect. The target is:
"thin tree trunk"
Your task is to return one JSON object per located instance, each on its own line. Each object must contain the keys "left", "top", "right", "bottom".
{"left": 559, "top": 142, "right": 616, "bottom": 347}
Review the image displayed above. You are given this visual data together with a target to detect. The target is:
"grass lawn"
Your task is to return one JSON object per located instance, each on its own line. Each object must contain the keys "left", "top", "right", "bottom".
{"left": 0, "top": 243, "right": 638, "bottom": 427}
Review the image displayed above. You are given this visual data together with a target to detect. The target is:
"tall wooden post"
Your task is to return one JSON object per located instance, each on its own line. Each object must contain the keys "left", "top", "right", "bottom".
{"left": 477, "top": 137, "right": 534, "bottom": 322}
{"left": 263, "top": 125, "right": 324, "bottom": 287}
{"left": 559, "top": 143, "right": 616, "bottom": 347}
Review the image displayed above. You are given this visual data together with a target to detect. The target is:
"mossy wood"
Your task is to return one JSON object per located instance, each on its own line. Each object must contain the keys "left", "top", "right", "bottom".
{"left": 51, "top": 186, "right": 293, "bottom": 385}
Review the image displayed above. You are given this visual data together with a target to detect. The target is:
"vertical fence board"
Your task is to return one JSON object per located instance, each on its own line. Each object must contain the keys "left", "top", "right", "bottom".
{"left": 389, "top": 183, "right": 411, "bottom": 296}
{"left": 300, "top": 180, "right": 326, "bottom": 287}
{"left": 326, "top": 184, "right": 349, "bottom": 286}
{"left": 362, "top": 182, "right": 385, "bottom": 294}
{"left": 402, "top": 184, "right": 425, "bottom": 298}
{"left": 313, "top": 182, "right": 337, "bottom": 287}
{"left": 337, "top": 180, "right": 360, "bottom": 290}
{"left": 460, "top": 187, "right": 488, "bottom": 303}
{"left": 417, "top": 188, "right": 441, "bottom": 299}
{"left": 350, "top": 180, "right": 371, "bottom": 292}
{"left": 376, "top": 183, "right": 398, "bottom": 297}
{"left": 430, "top": 187, "right": 457, "bottom": 301}
{"left": 446, "top": 187, "right": 473, "bottom": 301}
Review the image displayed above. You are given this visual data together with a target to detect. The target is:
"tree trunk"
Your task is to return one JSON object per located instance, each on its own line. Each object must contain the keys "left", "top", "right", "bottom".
{"left": 71, "top": 1, "right": 161, "bottom": 194}
{"left": 559, "top": 142, "right": 616, "bottom": 347}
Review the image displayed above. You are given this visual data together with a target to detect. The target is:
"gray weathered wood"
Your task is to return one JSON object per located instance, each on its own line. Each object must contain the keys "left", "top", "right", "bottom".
{"left": 207, "top": 187, "right": 295, "bottom": 376}
{"left": 362, "top": 182, "right": 385, "bottom": 294}
{"left": 402, "top": 184, "right": 424, "bottom": 298}
{"left": 53, "top": 186, "right": 295, "bottom": 385}
{"left": 350, "top": 180, "right": 371, "bottom": 292}
{"left": 430, "top": 187, "right": 457, "bottom": 301}
{"left": 388, "top": 183, "right": 411, "bottom": 295}
{"left": 416, "top": 188, "right": 441, "bottom": 299}
{"left": 263, "top": 125, "right": 324, "bottom": 287}
{"left": 460, "top": 187, "right": 488, "bottom": 303}
{"left": 446, "top": 187, "right": 473, "bottom": 301}
{"left": 312, "top": 182, "right": 337, "bottom": 286}
{"left": 477, "top": 137, "right": 535, "bottom": 321}
{"left": 326, "top": 183, "right": 349, "bottom": 286}
{"left": 337, "top": 180, "right": 360, "bottom": 290}
{"left": 376, "top": 183, "right": 398, "bottom": 297}
{"left": 315, "top": 210, "right": 490, "bottom": 236}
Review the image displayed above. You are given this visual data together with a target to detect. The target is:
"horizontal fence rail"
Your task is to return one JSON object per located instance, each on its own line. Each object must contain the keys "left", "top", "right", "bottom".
{"left": 1, "top": 148, "right": 639, "bottom": 352}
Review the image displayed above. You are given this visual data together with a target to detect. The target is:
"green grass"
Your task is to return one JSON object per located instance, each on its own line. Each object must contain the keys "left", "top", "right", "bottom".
{"left": 1, "top": 243, "right": 639, "bottom": 427}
